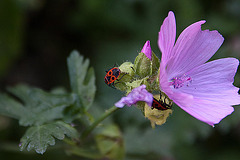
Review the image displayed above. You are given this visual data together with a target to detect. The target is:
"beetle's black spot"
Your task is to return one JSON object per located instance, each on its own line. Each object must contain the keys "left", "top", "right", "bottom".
{"left": 108, "top": 70, "right": 113, "bottom": 75}
{"left": 152, "top": 97, "right": 171, "bottom": 110}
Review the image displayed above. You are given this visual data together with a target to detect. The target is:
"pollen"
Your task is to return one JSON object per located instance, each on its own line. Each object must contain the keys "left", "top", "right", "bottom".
{"left": 170, "top": 74, "right": 192, "bottom": 89}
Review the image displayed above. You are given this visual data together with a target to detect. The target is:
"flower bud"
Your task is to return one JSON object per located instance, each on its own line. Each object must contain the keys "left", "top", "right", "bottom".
{"left": 141, "top": 40, "right": 152, "bottom": 60}
{"left": 134, "top": 41, "right": 160, "bottom": 78}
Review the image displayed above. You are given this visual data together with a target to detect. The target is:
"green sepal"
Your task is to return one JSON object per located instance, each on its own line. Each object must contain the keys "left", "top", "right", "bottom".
{"left": 151, "top": 51, "right": 160, "bottom": 76}
{"left": 134, "top": 52, "right": 152, "bottom": 78}
{"left": 115, "top": 62, "right": 134, "bottom": 91}
{"left": 118, "top": 62, "right": 134, "bottom": 77}
{"left": 125, "top": 79, "right": 145, "bottom": 94}
{"left": 133, "top": 51, "right": 160, "bottom": 78}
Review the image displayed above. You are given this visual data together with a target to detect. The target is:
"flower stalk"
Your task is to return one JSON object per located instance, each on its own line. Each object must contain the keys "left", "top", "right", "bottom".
{"left": 81, "top": 106, "right": 119, "bottom": 140}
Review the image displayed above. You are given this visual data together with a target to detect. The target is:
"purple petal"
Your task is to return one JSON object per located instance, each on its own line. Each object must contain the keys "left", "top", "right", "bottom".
{"left": 158, "top": 11, "right": 176, "bottom": 64}
{"left": 169, "top": 58, "right": 240, "bottom": 125}
{"left": 166, "top": 21, "right": 224, "bottom": 78}
{"left": 141, "top": 40, "right": 152, "bottom": 60}
{"left": 158, "top": 11, "right": 240, "bottom": 126}
{"left": 177, "top": 98, "right": 234, "bottom": 126}
{"left": 115, "top": 85, "right": 153, "bottom": 108}
{"left": 176, "top": 58, "right": 240, "bottom": 105}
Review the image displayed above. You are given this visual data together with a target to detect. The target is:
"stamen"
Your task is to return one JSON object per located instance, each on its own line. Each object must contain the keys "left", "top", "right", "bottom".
{"left": 170, "top": 74, "right": 192, "bottom": 89}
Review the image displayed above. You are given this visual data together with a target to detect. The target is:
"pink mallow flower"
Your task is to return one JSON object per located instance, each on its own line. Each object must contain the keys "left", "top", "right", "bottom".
{"left": 141, "top": 40, "right": 152, "bottom": 60}
{"left": 115, "top": 85, "right": 153, "bottom": 108}
{"left": 159, "top": 11, "right": 240, "bottom": 126}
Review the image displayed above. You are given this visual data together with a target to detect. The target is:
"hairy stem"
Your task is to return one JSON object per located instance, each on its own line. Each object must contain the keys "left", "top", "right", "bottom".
{"left": 81, "top": 106, "right": 119, "bottom": 139}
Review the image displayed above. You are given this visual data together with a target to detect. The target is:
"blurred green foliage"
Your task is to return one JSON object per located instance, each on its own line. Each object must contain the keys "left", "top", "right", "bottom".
{"left": 0, "top": 0, "right": 23, "bottom": 77}
{"left": 1, "top": 0, "right": 240, "bottom": 160}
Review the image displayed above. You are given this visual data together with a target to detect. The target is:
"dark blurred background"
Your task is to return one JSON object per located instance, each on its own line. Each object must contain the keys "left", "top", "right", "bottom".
{"left": 1, "top": 0, "right": 240, "bottom": 159}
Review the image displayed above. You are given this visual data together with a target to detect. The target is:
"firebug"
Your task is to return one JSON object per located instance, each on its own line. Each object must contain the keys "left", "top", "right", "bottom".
{"left": 152, "top": 94, "right": 172, "bottom": 110}
{"left": 105, "top": 67, "right": 122, "bottom": 88}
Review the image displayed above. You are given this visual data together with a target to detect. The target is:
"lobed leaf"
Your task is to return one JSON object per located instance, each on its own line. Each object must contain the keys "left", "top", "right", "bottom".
{"left": 0, "top": 51, "right": 97, "bottom": 154}
{"left": 19, "top": 121, "right": 78, "bottom": 154}
{"left": 67, "top": 50, "right": 96, "bottom": 110}
{"left": 0, "top": 93, "right": 26, "bottom": 120}
{"left": 0, "top": 84, "right": 75, "bottom": 126}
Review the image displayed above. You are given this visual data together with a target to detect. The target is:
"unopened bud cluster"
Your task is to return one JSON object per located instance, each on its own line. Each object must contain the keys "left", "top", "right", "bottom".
{"left": 116, "top": 47, "right": 160, "bottom": 94}
{"left": 113, "top": 41, "right": 173, "bottom": 126}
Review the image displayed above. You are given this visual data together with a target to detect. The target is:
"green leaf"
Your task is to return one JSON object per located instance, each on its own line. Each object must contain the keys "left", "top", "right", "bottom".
{"left": 0, "top": 84, "right": 75, "bottom": 126}
{"left": 67, "top": 50, "right": 96, "bottom": 110}
{"left": 19, "top": 121, "right": 78, "bottom": 154}
{"left": 0, "top": 93, "right": 26, "bottom": 120}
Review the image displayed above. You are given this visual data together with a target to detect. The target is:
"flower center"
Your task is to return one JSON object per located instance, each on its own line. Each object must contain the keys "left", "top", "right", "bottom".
{"left": 170, "top": 74, "right": 192, "bottom": 89}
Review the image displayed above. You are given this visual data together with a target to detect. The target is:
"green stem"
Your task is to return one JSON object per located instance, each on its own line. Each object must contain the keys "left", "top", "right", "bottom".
{"left": 81, "top": 106, "right": 119, "bottom": 139}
